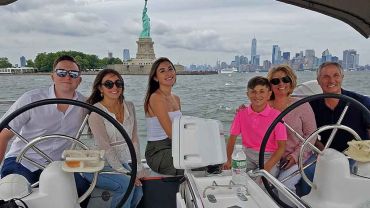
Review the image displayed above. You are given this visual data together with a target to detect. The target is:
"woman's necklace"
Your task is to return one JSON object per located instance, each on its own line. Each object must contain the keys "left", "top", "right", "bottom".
{"left": 101, "top": 101, "right": 124, "bottom": 123}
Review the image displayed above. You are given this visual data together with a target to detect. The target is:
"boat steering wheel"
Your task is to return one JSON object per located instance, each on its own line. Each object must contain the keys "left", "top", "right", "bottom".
{"left": 0, "top": 98, "right": 137, "bottom": 208}
{"left": 258, "top": 93, "right": 370, "bottom": 208}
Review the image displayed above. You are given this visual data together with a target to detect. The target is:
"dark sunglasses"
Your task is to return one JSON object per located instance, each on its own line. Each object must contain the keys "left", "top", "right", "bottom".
{"left": 270, "top": 76, "right": 291, "bottom": 85}
{"left": 102, "top": 80, "right": 124, "bottom": 89}
{"left": 55, "top": 69, "right": 80, "bottom": 79}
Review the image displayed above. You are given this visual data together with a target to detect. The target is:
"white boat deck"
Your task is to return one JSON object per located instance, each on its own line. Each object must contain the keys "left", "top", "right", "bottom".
{"left": 181, "top": 169, "right": 280, "bottom": 208}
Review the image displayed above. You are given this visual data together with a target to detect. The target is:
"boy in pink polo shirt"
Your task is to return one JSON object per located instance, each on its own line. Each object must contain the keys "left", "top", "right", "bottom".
{"left": 223, "top": 76, "right": 287, "bottom": 177}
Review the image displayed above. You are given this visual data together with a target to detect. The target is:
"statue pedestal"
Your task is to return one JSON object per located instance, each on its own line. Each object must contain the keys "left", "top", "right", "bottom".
{"left": 136, "top": 38, "right": 156, "bottom": 60}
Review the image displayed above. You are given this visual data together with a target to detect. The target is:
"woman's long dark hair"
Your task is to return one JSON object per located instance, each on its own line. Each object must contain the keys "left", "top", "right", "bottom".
{"left": 144, "top": 57, "right": 176, "bottom": 113}
{"left": 86, "top": 69, "right": 125, "bottom": 105}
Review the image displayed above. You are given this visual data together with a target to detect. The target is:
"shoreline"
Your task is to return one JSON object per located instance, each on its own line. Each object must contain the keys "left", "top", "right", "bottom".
{"left": 0, "top": 71, "right": 218, "bottom": 76}
{"left": 1, "top": 70, "right": 368, "bottom": 76}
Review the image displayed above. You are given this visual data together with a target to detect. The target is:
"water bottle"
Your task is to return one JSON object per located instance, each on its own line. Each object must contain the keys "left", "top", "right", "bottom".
{"left": 231, "top": 145, "right": 247, "bottom": 185}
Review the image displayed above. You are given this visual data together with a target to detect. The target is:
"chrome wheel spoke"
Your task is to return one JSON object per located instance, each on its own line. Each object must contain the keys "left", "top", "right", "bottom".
{"left": 324, "top": 103, "right": 350, "bottom": 149}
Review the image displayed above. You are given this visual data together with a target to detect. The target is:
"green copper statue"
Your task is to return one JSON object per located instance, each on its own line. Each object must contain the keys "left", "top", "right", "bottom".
{"left": 140, "top": 0, "right": 150, "bottom": 38}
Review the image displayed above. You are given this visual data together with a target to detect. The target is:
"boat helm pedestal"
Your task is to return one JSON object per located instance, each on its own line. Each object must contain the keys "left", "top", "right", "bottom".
{"left": 0, "top": 174, "right": 31, "bottom": 201}
{"left": 302, "top": 148, "right": 370, "bottom": 208}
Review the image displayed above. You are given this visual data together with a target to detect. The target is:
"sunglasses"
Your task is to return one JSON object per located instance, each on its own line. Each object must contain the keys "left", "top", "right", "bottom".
{"left": 55, "top": 69, "right": 80, "bottom": 79}
{"left": 102, "top": 80, "right": 124, "bottom": 89}
{"left": 270, "top": 76, "right": 291, "bottom": 85}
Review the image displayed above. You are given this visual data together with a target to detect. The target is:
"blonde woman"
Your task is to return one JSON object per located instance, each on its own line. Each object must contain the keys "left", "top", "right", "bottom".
{"left": 267, "top": 65, "right": 317, "bottom": 194}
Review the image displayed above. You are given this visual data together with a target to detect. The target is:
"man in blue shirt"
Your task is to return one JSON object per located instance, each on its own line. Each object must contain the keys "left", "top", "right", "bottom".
{"left": 298, "top": 62, "right": 370, "bottom": 196}
{"left": 310, "top": 62, "right": 370, "bottom": 152}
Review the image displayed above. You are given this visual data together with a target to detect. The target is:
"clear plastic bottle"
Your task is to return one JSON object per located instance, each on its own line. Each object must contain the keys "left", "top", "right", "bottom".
{"left": 231, "top": 144, "right": 247, "bottom": 185}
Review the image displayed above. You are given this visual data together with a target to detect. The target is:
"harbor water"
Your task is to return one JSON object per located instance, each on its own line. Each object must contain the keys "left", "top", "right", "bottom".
{"left": 0, "top": 71, "right": 369, "bottom": 156}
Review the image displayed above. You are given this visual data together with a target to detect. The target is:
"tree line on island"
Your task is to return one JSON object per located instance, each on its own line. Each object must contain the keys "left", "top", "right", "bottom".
{"left": 0, "top": 51, "right": 123, "bottom": 72}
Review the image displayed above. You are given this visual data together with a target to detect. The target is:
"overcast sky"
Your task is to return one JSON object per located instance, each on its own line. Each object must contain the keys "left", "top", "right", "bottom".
{"left": 1, "top": 0, "right": 369, "bottom": 67}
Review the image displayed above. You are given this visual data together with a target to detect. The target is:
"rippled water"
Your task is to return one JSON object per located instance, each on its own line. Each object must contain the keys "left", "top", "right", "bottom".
{"left": 1, "top": 72, "right": 369, "bottom": 155}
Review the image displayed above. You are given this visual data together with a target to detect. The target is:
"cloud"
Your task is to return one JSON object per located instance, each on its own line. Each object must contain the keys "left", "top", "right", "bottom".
{"left": 0, "top": 0, "right": 369, "bottom": 66}
{"left": 121, "top": 18, "right": 141, "bottom": 36}
{"left": 151, "top": 20, "right": 239, "bottom": 53}
{"left": 1, "top": 8, "right": 108, "bottom": 37}
{"left": 3, "top": 0, "right": 75, "bottom": 11}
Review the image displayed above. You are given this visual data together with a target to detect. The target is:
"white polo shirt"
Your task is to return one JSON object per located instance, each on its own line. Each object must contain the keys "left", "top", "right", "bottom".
{"left": 1, "top": 85, "right": 86, "bottom": 171}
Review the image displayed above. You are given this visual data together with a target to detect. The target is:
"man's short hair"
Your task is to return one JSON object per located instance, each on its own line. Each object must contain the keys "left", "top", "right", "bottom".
{"left": 53, "top": 55, "right": 80, "bottom": 71}
{"left": 317, "top": 62, "right": 343, "bottom": 78}
{"left": 247, "top": 76, "right": 271, "bottom": 91}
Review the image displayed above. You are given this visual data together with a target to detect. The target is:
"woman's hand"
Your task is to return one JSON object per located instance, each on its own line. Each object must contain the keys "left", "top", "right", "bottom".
{"left": 135, "top": 177, "right": 142, "bottom": 186}
{"left": 281, "top": 155, "right": 296, "bottom": 170}
{"left": 235, "top": 104, "right": 246, "bottom": 113}
{"left": 137, "top": 168, "right": 149, "bottom": 178}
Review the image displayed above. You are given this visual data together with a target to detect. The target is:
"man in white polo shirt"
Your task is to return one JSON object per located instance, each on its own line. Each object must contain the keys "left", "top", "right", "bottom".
{"left": 0, "top": 55, "right": 90, "bottom": 207}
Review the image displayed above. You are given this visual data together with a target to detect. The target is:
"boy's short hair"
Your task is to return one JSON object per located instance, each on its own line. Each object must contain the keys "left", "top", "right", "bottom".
{"left": 247, "top": 76, "right": 271, "bottom": 91}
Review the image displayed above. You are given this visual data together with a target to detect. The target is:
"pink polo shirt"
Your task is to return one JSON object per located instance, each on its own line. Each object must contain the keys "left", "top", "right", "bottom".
{"left": 230, "top": 104, "right": 287, "bottom": 152}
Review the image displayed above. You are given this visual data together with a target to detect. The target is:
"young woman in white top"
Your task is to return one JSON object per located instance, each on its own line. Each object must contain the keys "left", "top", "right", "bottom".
{"left": 85, "top": 69, "right": 143, "bottom": 208}
{"left": 144, "top": 57, "right": 183, "bottom": 175}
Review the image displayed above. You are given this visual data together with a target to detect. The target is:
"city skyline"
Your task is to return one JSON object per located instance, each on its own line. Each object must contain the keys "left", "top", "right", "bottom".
{"left": 9, "top": 44, "right": 365, "bottom": 70}
{"left": 0, "top": 0, "right": 369, "bottom": 66}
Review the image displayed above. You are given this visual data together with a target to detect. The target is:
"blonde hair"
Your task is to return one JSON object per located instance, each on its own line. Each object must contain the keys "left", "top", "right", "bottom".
{"left": 267, "top": 64, "right": 297, "bottom": 99}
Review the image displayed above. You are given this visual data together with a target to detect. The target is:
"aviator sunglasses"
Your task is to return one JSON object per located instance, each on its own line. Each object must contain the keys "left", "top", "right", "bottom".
{"left": 270, "top": 76, "right": 291, "bottom": 85}
{"left": 102, "top": 80, "right": 124, "bottom": 89}
{"left": 55, "top": 69, "right": 80, "bottom": 79}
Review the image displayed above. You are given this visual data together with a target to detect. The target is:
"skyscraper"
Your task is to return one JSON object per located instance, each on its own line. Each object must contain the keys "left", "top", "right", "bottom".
{"left": 20, "top": 56, "right": 26, "bottom": 67}
{"left": 123, "top": 49, "right": 130, "bottom": 62}
{"left": 234, "top": 55, "right": 240, "bottom": 69}
{"left": 305, "top": 49, "right": 315, "bottom": 69}
{"left": 240, "top": 55, "right": 248, "bottom": 65}
{"left": 263, "top": 60, "right": 271, "bottom": 71}
{"left": 343, "top": 49, "right": 358, "bottom": 69}
{"left": 251, "top": 38, "right": 256, "bottom": 62}
{"left": 321, "top": 49, "right": 332, "bottom": 63}
{"left": 254, "top": 55, "right": 260, "bottom": 66}
{"left": 282, "top": 52, "right": 290, "bottom": 61}
{"left": 272, "top": 45, "right": 280, "bottom": 65}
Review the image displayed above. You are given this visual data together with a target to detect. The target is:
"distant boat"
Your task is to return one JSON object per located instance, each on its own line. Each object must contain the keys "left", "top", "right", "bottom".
{"left": 0, "top": 68, "right": 12, "bottom": 74}
{"left": 219, "top": 67, "right": 237, "bottom": 74}
{"left": 0, "top": 67, "right": 35, "bottom": 74}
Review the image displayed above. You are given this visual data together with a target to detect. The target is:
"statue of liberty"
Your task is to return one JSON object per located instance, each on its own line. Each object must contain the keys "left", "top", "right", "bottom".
{"left": 140, "top": 0, "right": 150, "bottom": 38}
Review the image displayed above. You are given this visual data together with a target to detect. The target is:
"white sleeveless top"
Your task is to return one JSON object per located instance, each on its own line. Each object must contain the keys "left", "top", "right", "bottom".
{"left": 146, "top": 111, "right": 182, "bottom": 141}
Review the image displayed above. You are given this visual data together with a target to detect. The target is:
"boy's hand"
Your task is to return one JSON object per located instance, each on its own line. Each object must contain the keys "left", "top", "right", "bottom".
{"left": 264, "top": 163, "right": 272, "bottom": 172}
{"left": 222, "top": 159, "right": 232, "bottom": 170}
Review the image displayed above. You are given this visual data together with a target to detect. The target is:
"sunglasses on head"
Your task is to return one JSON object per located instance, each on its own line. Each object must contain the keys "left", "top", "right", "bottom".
{"left": 270, "top": 76, "right": 291, "bottom": 85}
{"left": 55, "top": 69, "right": 80, "bottom": 79}
{"left": 102, "top": 80, "right": 124, "bottom": 89}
